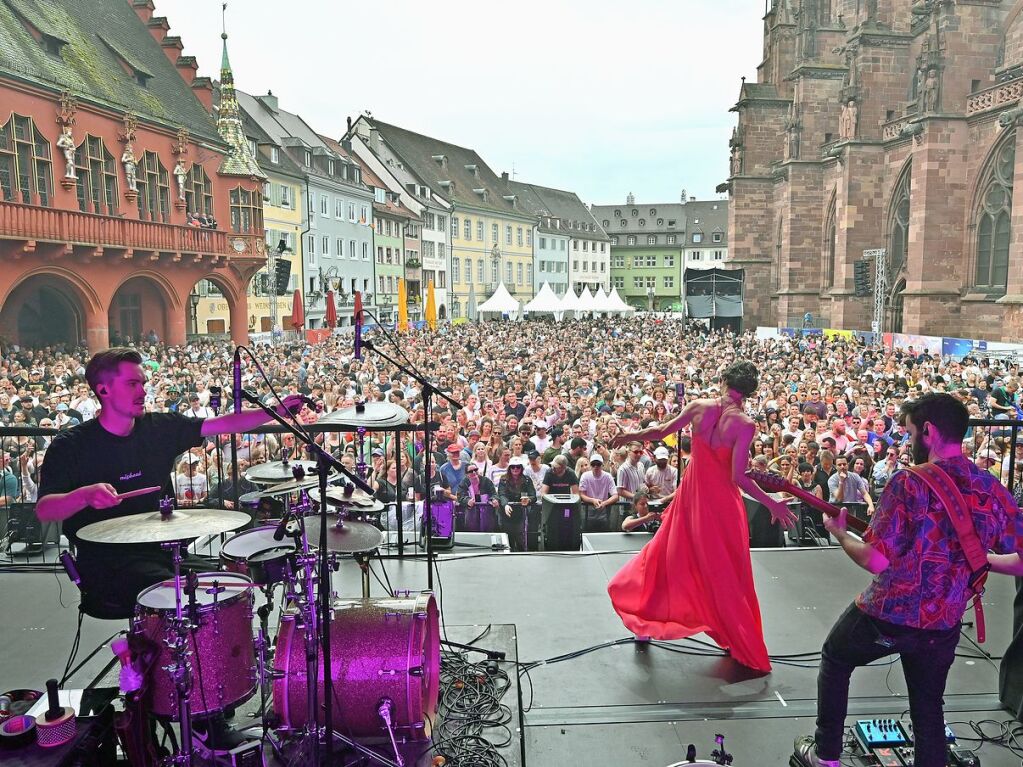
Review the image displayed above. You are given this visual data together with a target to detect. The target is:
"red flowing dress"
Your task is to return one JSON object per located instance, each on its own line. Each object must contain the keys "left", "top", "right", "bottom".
{"left": 607, "top": 414, "right": 771, "bottom": 673}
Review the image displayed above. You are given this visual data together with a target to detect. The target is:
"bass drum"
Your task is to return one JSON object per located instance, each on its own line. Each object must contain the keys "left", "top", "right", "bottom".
{"left": 273, "top": 592, "right": 439, "bottom": 740}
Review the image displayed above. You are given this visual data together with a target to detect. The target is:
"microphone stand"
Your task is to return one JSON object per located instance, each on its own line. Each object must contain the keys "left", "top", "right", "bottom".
{"left": 362, "top": 339, "right": 461, "bottom": 591}
{"left": 236, "top": 392, "right": 392, "bottom": 767}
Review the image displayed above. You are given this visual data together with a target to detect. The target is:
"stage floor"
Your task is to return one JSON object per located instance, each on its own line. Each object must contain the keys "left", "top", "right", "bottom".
{"left": 1, "top": 536, "right": 1020, "bottom": 766}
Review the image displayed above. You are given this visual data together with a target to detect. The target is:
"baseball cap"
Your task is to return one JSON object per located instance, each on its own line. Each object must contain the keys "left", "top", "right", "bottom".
{"left": 526, "top": 449, "right": 540, "bottom": 459}
{"left": 371, "top": 447, "right": 385, "bottom": 457}
{"left": 56, "top": 403, "right": 69, "bottom": 411}
{"left": 533, "top": 419, "right": 547, "bottom": 429}
{"left": 446, "top": 443, "right": 463, "bottom": 454}
{"left": 184, "top": 454, "right": 203, "bottom": 465}
{"left": 508, "top": 456, "right": 529, "bottom": 468}
{"left": 589, "top": 453, "right": 604, "bottom": 464}
{"left": 653, "top": 446, "right": 670, "bottom": 459}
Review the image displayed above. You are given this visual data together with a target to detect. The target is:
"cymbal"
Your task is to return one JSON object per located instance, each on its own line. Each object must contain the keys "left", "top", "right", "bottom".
{"left": 77, "top": 509, "right": 250, "bottom": 545}
{"left": 245, "top": 460, "right": 321, "bottom": 485}
{"left": 308, "top": 486, "right": 384, "bottom": 511}
{"left": 262, "top": 475, "right": 324, "bottom": 496}
{"left": 304, "top": 517, "right": 384, "bottom": 553}
{"left": 318, "top": 402, "right": 409, "bottom": 428}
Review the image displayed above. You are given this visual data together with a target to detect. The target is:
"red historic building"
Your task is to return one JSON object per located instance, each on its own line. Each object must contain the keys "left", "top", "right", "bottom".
{"left": 0, "top": 0, "right": 266, "bottom": 352}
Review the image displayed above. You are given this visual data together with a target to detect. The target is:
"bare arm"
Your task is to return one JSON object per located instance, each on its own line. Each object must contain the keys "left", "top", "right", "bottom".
{"left": 611, "top": 401, "right": 700, "bottom": 447}
{"left": 731, "top": 421, "right": 797, "bottom": 529}
{"left": 36, "top": 483, "right": 121, "bottom": 523}
{"left": 826, "top": 508, "right": 889, "bottom": 574}
{"left": 988, "top": 553, "right": 1023, "bottom": 576}
{"left": 200, "top": 394, "right": 306, "bottom": 438}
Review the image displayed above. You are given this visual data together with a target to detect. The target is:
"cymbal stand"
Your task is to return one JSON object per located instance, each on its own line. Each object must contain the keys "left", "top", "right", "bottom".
{"left": 161, "top": 539, "right": 195, "bottom": 767}
{"left": 353, "top": 548, "right": 373, "bottom": 599}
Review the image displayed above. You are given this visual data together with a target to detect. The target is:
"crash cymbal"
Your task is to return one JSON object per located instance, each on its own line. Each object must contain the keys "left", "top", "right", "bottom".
{"left": 244, "top": 460, "right": 321, "bottom": 485}
{"left": 308, "top": 486, "right": 384, "bottom": 511}
{"left": 318, "top": 402, "right": 408, "bottom": 428}
{"left": 262, "top": 475, "right": 325, "bottom": 496}
{"left": 304, "top": 517, "right": 384, "bottom": 553}
{"left": 77, "top": 509, "right": 250, "bottom": 545}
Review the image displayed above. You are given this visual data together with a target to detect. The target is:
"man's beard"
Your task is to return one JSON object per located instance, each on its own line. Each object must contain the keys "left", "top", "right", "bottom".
{"left": 911, "top": 434, "right": 929, "bottom": 465}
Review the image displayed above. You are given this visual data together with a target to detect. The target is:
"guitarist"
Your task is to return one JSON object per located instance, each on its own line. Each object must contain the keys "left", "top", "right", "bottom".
{"left": 793, "top": 393, "right": 1023, "bottom": 767}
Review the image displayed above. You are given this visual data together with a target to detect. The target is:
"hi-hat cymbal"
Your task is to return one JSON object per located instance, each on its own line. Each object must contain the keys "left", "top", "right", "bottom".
{"left": 308, "top": 486, "right": 384, "bottom": 512}
{"left": 77, "top": 509, "right": 250, "bottom": 545}
{"left": 304, "top": 517, "right": 384, "bottom": 553}
{"left": 245, "top": 460, "right": 321, "bottom": 485}
{"left": 318, "top": 402, "right": 409, "bottom": 428}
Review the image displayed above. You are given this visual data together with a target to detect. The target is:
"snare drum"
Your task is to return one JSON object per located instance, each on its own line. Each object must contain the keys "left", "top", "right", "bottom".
{"left": 220, "top": 526, "right": 298, "bottom": 586}
{"left": 273, "top": 592, "right": 439, "bottom": 740}
{"left": 133, "top": 572, "right": 257, "bottom": 720}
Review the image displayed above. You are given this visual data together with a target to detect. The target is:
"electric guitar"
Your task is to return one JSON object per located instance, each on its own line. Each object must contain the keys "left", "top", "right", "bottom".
{"left": 745, "top": 469, "right": 869, "bottom": 535}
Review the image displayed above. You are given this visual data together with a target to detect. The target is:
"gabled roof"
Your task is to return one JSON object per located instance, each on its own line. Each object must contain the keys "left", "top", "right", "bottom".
{"left": 0, "top": 0, "right": 221, "bottom": 143}
{"left": 357, "top": 117, "right": 532, "bottom": 220}
{"left": 507, "top": 180, "right": 609, "bottom": 241}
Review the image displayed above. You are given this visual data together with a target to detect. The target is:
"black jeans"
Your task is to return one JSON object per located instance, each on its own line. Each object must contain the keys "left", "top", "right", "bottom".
{"left": 815, "top": 603, "right": 960, "bottom": 767}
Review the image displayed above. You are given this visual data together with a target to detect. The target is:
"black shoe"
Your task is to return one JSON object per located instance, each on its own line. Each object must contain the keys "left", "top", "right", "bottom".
{"left": 791, "top": 735, "right": 831, "bottom": 767}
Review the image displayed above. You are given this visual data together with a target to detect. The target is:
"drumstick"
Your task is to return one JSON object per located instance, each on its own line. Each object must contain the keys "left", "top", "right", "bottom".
{"left": 116, "top": 486, "right": 162, "bottom": 500}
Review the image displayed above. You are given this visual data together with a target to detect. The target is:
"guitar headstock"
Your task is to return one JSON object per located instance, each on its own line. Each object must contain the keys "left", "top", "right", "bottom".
{"left": 746, "top": 469, "right": 787, "bottom": 493}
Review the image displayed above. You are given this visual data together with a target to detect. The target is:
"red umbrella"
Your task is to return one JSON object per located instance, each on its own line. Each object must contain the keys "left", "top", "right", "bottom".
{"left": 325, "top": 290, "right": 337, "bottom": 328}
{"left": 290, "top": 289, "right": 305, "bottom": 330}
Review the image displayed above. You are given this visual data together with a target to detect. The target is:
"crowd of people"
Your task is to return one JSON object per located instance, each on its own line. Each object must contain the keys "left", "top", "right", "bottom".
{"left": 1, "top": 316, "right": 1022, "bottom": 549}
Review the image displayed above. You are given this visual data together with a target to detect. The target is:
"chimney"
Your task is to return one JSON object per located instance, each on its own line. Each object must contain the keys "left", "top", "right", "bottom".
{"left": 626, "top": 192, "right": 635, "bottom": 205}
{"left": 146, "top": 15, "right": 170, "bottom": 43}
{"left": 501, "top": 171, "right": 509, "bottom": 182}
{"left": 192, "top": 76, "right": 213, "bottom": 111}
{"left": 131, "top": 0, "right": 155, "bottom": 23}
{"left": 160, "top": 35, "right": 184, "bottom": 65}
{"left": 258, "top": 90, "right": 279, "bottom": 112}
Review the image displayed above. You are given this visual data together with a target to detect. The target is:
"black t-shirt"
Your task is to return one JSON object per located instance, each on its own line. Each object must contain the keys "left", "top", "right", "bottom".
{"left": 504, "top": 402, "right": 527, "bottom": 419}
{"left": 541, "top": 468, "right": 578, "bottom": 496}
{"left": 39, "top": 412, "right": 205, "bottom": 546}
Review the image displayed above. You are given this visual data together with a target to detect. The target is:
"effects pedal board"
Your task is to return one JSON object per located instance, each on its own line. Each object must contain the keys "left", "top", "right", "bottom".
{"left": 845, "top": 720, "right": 978, "bottom": 767}
{"left": 855, "top": 719, "right": 911, "bottom": 749}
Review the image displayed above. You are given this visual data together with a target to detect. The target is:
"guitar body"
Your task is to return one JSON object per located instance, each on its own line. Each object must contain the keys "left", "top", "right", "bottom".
{"left": 746, "top": 470, "right": 869, "bottom": 535}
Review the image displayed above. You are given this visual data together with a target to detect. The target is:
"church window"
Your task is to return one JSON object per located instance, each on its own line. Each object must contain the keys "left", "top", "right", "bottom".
{"left": 975, "top": 135, "right": 1014, "bottom": 290}
{"left": 0, "top": 114, "right": 52, "bottom": 206}
{"left": 185, "top": 164, "right": 214, "bottom": 217}
{"left": 888, "top": 167, "right": 911, "bottom": 282}
{"left": 823, "top": 198, "right": 837, "bottom": 289}
{"left": 74, "top": 135, "right": 117, "bottom": 215}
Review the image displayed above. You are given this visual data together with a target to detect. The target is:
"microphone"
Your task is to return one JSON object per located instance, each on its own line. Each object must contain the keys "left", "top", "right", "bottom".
{"left": 111, "top": 637, "right": 143, "bottom": 694}
{"left": 273, "top": 510, "right": 294, "bottom": 541}
{"left": 233, "top": 347, "right": 242, "bottom": 415}
{"left": 354, "top": 291, "right": 363, "bottom": 361}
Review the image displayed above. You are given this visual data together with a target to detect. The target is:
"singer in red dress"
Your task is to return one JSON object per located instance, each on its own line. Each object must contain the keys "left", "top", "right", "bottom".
{"left": 607, "top": 361, "right": 796, "bottom": 673}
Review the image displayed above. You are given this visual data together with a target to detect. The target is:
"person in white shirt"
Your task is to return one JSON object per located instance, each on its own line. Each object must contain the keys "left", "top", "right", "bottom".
{"left": 616, "top": 441, "right": 646, "bottom": 502}
{"left": 780, "top": 414, "right": 804, "bottom": 448}
{"left": 579, "top": 453, "right": 619, "bottom": 531}
{"left": 530, "top": 419, "right": 552, "bottom": 453}
{"left": 644, "top": 446, "right": 679, "bottom": 503}
{"left": 182, "top": 393, "right": 216, "bottom": 419}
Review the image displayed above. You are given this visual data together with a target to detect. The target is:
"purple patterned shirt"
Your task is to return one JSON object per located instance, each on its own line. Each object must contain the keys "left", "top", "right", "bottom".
{"left": 857, "top": 456, "right": 1023, "bottom": 629}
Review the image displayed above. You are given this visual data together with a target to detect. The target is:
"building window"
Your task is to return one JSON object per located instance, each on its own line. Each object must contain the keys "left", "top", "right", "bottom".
{"left": 667, "top": 235, "right": 676, "bottom": 245}
{"left": 638, "top": 219, "right": 646, "bottom": 227}
{"left": 280, "top": 184, "right": 292, "bottom": 209}
{"left": 477, "top": 220, "right": 484, "bottom": 240}
{"left": 614, "top": 209, "right": 621, "bottom": 217}
{"left": 452, "top": 216, "right": 459, "bottom": 239}
{"left": 362, "top": 242, "right": 368, "bottom": 260}
{"left": 976, "top": 138, "right": 1014, "bottom": 289}
{"left": 464, "top": 257, "right": 472, "bottom": 284}
{"left": 336, "top": 198, "right": 344, "bottom": 218}
{"left": 611, "top": 236, "right": 618, "bottom": 246}
{"left": 714, "top": 251, "right": 723, "bottom": 260}
{"left": 377, "top": 246, "right": 384, "bottom": 263}
{"left": 633, "top": 276, "right": 643, "bottom": 288}
{"left": 492, "top": 223, "right": 499, "bottom": 242}
{"left": 437, "top": 215, "right": 446, "bottom": 233}
{"left": 664, "top": 276, "right": 674, "bottom": 288}
{"left": 573, "top": 240, "right": 578, "bottom": 250}
{"left": 713, "top": 232, "right": 723, "bottom": 243}
{"left": 322, "top": 235, "right": 329, "bottom": 256}
{"left": 889, "top": 167, "right": 911, "bottom": 281}
{"left": 270, "top": 146, "right": 280, "bottom": 164}
{"left": 336, "top": 238, "right": 344, "bottom": 257}
{"left": 347, "top": 202, "right": 355, "bottom": 222}
{"left": 307, "top": 235, "right": 316, "bottom": 263}
{"left": 184, "top": 163, "right": 213, "bottom": 217}
{"left": 464, "top": 218, "right": 472, "bottom": 240}
{"left": 505, "top": 225, "right": 512, "bottom": 245}
{"left": 137, "top": 151, "right": 170, "bottom": 223}
{"left": 647, "top": 235, "right": 656, "bottom": 245}
{"left": 692, "top": 251, "right": 702, "bottom": 261}
{"left": 328, "top": 159, "right": 335, "bottom": 175}
{"left": 539, "top": 237, "right": 547, "bottom": 249}
{"left": 527, "top": 229, "right": 533, "bottom": 246}
{"left": 583, "top": 241, "right": 588, "bottom": 252}
{"left": 613, "top": 276, "right": 624, "bottom": 288}
{"left": 627, "top": 235, "right": 636, "bottom": 246}
{"left": 505, "top": 262, "right": 513, "bottom": 283}
{"left": 516, "top": 262, "right": 523, "bottom": 284}
{"left": 517, "top": 227, "right": 523, "bottom": 246}
{"left": 229, "top": 186, "right": 261, "bottom": 233}
{"left": 665, "top": 254, "right": 674, "bottom": 267}
{"left": 73, "top": 134, "right": 117, "bottom": 215}
{"left": 320, "top": 195, "right": 328, "bottom": 215}
{"left": 692, "top": 233, "right": 703, "bottom": 243}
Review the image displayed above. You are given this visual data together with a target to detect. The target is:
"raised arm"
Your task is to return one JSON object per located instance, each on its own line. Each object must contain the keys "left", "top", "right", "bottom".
{"left": 609, "top": 401, "right": 700, "bottom": 448}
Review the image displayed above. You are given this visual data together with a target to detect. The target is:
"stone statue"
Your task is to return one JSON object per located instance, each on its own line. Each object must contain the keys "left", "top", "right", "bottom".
{"left": 839, "top": 99, "right": 858, "bottom": 140}
{"left": 173, "top": 159, "right": 187, "bottom": 201}
{"left": 922, "top": 68, "right": 940, "bottom": 112}
{"left": 57, "top": 127, "right": 76, "bottom": 179}
{"left": 785, "top": 104, "right": 802, "bottom": 160}
{"left": 729, "top": 125, "right": 745, "bottom": 176}
{"left": 121, "top": 144, "right": 137, "bottom": 192}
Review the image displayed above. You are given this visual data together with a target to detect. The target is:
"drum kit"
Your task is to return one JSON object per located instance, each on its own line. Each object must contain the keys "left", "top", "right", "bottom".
{"left": 76, "top": 403, "right": 439, "bottom": 767}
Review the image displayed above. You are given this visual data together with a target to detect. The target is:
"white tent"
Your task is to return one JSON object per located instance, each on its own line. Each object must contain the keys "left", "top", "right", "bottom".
{"left": 606, "top": 287, "right": 635, "bottom": 313}
{"left": 477, "top": 282, "right": 521, "bottom": 317}
{"left": 523, "top": 282, "right": 565, "bottom": 321}
{"left": 576, "top": 286, "right": 596, "bottom": 316}
{"left": 558, "top": 287, "right": 581, "bottom": 318}
{"left": 591, "top": 287, "right": 613, "bottom": 314}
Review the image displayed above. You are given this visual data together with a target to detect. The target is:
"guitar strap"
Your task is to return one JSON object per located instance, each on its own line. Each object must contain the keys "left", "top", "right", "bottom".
{"left": 905, "top": 463, "right": 990, "bottom": 643}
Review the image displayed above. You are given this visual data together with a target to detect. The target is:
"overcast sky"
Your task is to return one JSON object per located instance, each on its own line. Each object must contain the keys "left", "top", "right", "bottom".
{"left": 156, "top": 0, "right": 763, "bottom": 206}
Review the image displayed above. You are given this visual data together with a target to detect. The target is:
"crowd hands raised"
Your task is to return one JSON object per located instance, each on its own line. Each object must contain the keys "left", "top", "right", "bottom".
{"left": 1, "top": 317, "right": 1022, "bottom": 543}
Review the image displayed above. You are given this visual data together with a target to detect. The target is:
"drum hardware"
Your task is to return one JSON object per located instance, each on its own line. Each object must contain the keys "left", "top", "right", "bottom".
{"left": 160, "top": 540, "right": 195, "bottom": 767}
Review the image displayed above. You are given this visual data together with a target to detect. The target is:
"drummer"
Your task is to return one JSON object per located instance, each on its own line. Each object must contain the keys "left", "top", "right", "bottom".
{"left": 35, "top": 347, "right": 306, "bottom": 614}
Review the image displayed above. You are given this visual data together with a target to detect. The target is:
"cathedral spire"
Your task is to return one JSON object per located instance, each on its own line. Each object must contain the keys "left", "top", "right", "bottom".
{"left": 216, "top": 2, "right": 264, "bottom": 178}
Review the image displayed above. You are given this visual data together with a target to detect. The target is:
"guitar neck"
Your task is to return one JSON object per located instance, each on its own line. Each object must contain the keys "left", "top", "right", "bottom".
{"left": 747, "top": 471, "right": 869, "bottom": 535}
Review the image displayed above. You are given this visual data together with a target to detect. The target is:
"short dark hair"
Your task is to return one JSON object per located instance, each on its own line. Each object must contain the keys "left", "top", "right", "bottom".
{"left": 85, "top": 347, "right": 143, "bottom": 393}
{"left": 570, "top": 437, "right": 587, "bottom": 451}
{"left": 797, "top": 462, "right": 814, "bottom": 473}
{"left": 900, "top": 393, "right": 969, "bottom": 444}
{"left": 721, "top": 361, "right": 759, "bottom": 397}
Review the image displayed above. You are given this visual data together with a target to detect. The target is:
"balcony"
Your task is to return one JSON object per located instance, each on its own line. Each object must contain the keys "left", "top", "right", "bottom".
{"left": 0, "top": 199, "right": 259, "bottom": 262}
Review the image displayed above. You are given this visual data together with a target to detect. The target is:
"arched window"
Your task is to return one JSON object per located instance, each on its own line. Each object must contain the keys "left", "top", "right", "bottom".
{"left": 975, "top": 135, "right": 1014, "bottom": 290}
{"left": 888, "top": 167, "right": 911, "bottom": 282}
{"left": 136, "top": 151, "right": 169, "bottom": 222}
{"left": 74, "top": 135, "right": 117, "bottom": 215}
{"left": 823, "top": 196, "right": 837, "bottom": 288}
{"left": 229, "top": 186, "right": 262, "bottom": 233}
{"left": 185, "top": 164, "right": 214, "bottom": 217}
{"left": 0, "top": 114, "right": 53, "bottom": 206}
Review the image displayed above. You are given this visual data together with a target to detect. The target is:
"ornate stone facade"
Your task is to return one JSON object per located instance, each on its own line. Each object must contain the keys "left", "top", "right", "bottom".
{"left": 727, "top": 0, "right": 1023, "bottom": 340}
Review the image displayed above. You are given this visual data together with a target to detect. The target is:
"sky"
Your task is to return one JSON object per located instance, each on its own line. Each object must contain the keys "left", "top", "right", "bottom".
{"left": 155, "top": 0, "right": 764, "bottom": 206}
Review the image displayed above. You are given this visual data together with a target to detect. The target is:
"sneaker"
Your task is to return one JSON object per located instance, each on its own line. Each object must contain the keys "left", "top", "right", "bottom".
{"left": 791, "top": 735, "right": 840, "bottom": 767}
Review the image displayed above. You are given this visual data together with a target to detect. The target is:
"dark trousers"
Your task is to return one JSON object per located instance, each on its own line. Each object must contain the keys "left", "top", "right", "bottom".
{"left": 815, "top": 603, "right": 960, "bottom": 767}
{"left": 500, "top": 510, "right": 526, "bottom": 552}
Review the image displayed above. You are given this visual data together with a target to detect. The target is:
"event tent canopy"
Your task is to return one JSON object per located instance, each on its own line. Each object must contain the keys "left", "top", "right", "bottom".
{"left": 477, "top": 282, "right": 521, "bottom": 315}
{"left": 558, "top": 287, "right": 581, "bottom": 314}
{"left": 523, "top": 282, "right": 563, "bottom": 314}
{"left": 606, "top": 287, "right": 635, "bottom": 312}
{"left": 591, "top": 287, "right": 613, "bottom": 314}
{"left": 576, "top": 286, "right": 596, "bottom": 315}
